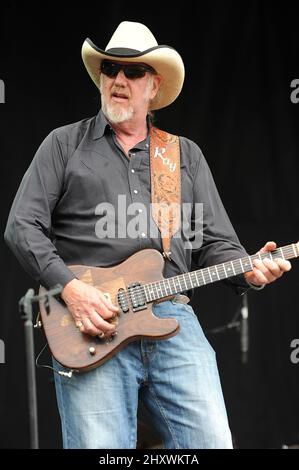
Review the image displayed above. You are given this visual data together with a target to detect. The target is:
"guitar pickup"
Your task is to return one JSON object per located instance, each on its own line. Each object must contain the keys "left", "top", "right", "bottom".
{"left": 127, "top": 282, "right": 147, "bottom": 312}
{"left": 117, "top": 288, "right": 129, "bottom": 313}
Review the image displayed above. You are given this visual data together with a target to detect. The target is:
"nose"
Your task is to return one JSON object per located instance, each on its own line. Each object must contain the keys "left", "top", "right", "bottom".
{"left": 114, "top": 69, "right": 127, "bottom": 85}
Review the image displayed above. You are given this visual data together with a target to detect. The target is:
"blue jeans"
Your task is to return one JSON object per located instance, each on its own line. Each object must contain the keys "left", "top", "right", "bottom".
{"left": 53, "top": 300, "right": 233, "bottom": 449}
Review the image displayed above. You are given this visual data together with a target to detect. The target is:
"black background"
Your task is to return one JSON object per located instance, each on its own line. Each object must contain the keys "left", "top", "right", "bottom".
{"left": 0, "top": 1, "right": 298, "bottom": 449}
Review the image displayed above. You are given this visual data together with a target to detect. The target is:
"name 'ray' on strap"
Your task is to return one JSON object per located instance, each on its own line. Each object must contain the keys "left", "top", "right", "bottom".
{"left": 150, "top": 127, "right": 181, "bottom": 260}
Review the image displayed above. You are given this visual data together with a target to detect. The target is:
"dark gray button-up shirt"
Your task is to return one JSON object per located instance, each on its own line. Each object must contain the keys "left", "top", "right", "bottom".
{"left": 4, "top": 110, "right": 250, "bottom": 294}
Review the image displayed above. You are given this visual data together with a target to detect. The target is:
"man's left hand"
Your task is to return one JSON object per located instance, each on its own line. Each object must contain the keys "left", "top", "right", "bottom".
{"left": 244, "top": 241, "right": 292, "bottom": 287}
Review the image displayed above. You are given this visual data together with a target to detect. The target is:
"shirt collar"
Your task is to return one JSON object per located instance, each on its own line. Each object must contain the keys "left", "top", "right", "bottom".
{"left": 92, "top": 108, "right": 152, "bottom": 147}
{"left": 92, "top": 109, "right": 111, "bottom": 140}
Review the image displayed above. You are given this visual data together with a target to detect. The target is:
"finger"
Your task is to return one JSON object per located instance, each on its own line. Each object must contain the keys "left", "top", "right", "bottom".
{"left": 262, "top": 258, "right": 282, "bottom": 277}
{"left": 99, "top": 292, "right": 120, "bottom": 313}
{"left": 90, "top": 294, "right": 116, "bottom": 319}
{"left": 275, "top": 258, "right": 292, "bottom": 272}
{"left": 259, "top": 241, "right": 277, "bottom": 254}
{"left": 81, "top": 315, "right": 115, "bottom": 337}
{"left": 80, "top": 317, "right": 102, "bottom": 336}
{"left": 252, "top": 259, "right": 276, "bottom": 283}
{"left": 251, "top": 267, "right": 269, "bottom": 284}
{"left": 94, "top": 301, "right": 117, "bottom": 320}
{"left": 89, "top": 309, "right": 117, "bottom": 334}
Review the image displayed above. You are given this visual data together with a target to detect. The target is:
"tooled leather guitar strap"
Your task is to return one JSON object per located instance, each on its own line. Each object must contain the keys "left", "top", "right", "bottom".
{"left": 150, "top": 127, "right": 181, "bottom": 260}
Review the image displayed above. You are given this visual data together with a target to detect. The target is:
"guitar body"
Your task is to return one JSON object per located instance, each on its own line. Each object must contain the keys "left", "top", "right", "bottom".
{"left": 39, "top": 249, "right": 180, "bottom": 373}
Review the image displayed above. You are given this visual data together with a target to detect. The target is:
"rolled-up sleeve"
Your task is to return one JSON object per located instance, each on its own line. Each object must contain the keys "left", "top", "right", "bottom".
{"left": 4, "top": 131, "right": 76, "bottom": 289}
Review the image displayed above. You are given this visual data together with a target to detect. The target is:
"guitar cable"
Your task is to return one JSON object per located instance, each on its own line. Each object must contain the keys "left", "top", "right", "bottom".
{"left": 35, "top": 343, "right": 74, "bottom": 378}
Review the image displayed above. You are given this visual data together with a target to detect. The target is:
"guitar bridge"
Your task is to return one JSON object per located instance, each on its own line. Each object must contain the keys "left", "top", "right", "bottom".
{"left": 127, "top": 282, "right": 147, "bottom": 312}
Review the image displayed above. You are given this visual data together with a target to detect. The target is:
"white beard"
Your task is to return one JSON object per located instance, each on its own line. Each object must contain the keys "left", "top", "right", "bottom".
{"left": 101, "top": 100, "right": 134, "bottom": 124}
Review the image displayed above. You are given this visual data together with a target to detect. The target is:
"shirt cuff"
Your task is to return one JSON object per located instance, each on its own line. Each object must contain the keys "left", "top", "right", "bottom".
{"left": 39, "top": 259, "right": 76, "bottom": 290}
{"left": 243, "top": 275, "right": 265, "bottom": 291}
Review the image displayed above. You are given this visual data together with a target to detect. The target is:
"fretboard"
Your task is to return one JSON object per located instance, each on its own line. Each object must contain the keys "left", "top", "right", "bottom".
{"left": 143, "top": 243, "right": 298, "bottom": 302}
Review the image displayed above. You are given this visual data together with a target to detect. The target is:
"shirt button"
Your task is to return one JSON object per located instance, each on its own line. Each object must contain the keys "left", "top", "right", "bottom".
{"left": 145, "top": 143, "right": 149, "bottom": 148}
{"left": 131, "top": 169, "right": 135, "bottom": 173}
{"left": 138, "top": 209, "right": 142, "bottom": 213}
{"left": 141, "top": 232, "right": 146, "bottom": 237}
{"left": 133, "top": 189, "right": 138, "bottom": 194}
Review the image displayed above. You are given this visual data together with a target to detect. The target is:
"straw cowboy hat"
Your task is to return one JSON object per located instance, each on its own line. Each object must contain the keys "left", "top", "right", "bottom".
{"left": 81, "top": 21, "right": 185, "bottom": 110}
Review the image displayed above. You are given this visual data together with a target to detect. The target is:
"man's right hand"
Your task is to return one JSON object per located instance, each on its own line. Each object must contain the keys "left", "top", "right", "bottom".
{"left": 61, "top": 278, "right": 119, "bottom": 337}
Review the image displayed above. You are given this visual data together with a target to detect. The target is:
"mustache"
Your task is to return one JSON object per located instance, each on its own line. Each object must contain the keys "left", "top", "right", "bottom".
{"left": 111, "top": 87, "right": 130, "bottom": 98}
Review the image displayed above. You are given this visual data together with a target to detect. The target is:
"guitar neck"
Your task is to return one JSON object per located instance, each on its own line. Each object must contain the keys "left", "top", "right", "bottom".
{"left": 144, "top": 243, "right": 299, "bottom": 302}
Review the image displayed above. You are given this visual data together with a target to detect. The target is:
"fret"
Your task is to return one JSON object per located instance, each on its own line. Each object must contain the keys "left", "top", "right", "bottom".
{"left": 224, "top": 262, "right": 232, "bottom": 276}
{"left": 150, "top": 284, "right": 156, "bottom": 299}
{"left": 242, "top": 257, "right": 252, "bottom": 271}
{"left": 177, "top": 277, "right": 183, "bottom": 291}
{"left": 222, "top": 263, "right": 228, "bottom": 278}
{"left": 148, "top": 286, "right": 154, "bottom": 301}
{"left": 203, "top": 268, "right": 212, "bottom": 283}
{"left": 279, "top": 247, "right": 285, "bottom": 259}
{"left": 231, "top": 261, "right": 236, "bottom": 276}
{"left": 170, "top": 277, "right": 177, "bottom": 294}
{"left": 195, "top": 271, "right": 201, "bottom": 286}
{"left": 193, "top": 271, "right": 198, "bottom": 287}
{"left": 248, "top": 256, "right": 254, "bottom": 270}
{"left": 209, "top": 266, "right": 218, "bottom": 280}
{"left": 238, "top": 258, "right": 244, "bottom": 273}
{"left": 215, "top": 264, "right": 223, "bottom": 279}
{"left": 167, "top": 278, "right": 172, "bottom": 294}
{"left": 188, "top": 272, "right": 193, "bottom": 289}
{"left": 149, "top": 290, "right": 154, "bottom": 301}
{"left": 164, "top": 281, "right": 170, "bottom": 294}
{"left": 190, "top": 272, "right": 197, "bottom": 288}
{"left": 215, "top": 265, "right": 221, "bottom": 280}
{"left": 286, "top": 246, "right": 294, "bottom": 259}
{"left": 149, "top": 285, "right": 154, "bottom": 295}
{"left": 174, "top": 276, "right": 180, "bottom": 291}
{"left": 292, "top": 244, "right": 297, "bottom": 258}
{"left": 199, "top": 269, "right": 206, "bottom": 285}
{"left": 182, "top": 275, "right": 188, "bottom": 290}
{"left": 218, "top": 264, "right": 227, "bottom": 280}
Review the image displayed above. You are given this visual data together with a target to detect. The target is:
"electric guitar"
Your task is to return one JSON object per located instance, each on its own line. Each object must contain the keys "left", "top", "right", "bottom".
{"left": 39, "top": 243, "right": 298, "bottom": 373}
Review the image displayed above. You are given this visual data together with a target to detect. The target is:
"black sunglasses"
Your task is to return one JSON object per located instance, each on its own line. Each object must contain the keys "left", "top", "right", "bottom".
{"left": 100, "top": 60, "right": 156, "bottom": 79}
